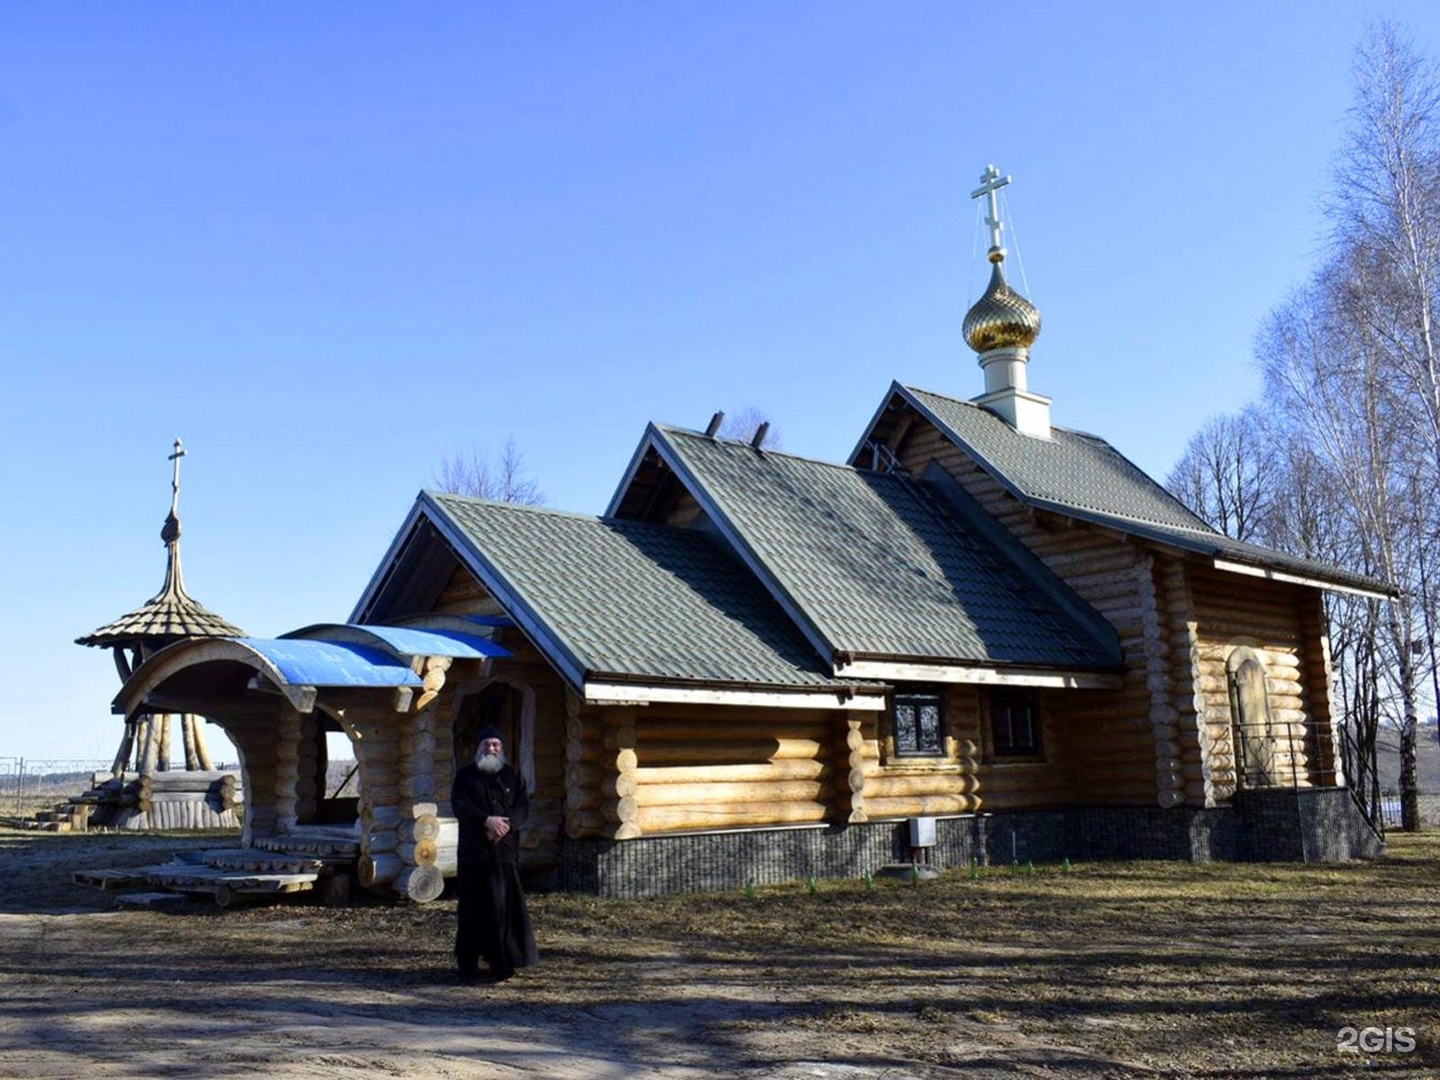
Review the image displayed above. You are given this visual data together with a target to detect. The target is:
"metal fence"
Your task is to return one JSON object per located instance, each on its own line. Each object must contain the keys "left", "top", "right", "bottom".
{"left": 1380, "top": 796, "right": 1404, "bottom": 829}
{"left": 0, "top": 758, "right": 248, "bottom": 817}
{"left": 0, "top": 758, "right": 110, "bottom": 816}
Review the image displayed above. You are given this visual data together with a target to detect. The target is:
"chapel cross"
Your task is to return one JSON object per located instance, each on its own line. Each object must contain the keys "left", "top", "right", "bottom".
{"left": 970, "top": 164, "right": 1012, "bottom": 252}
{"left": 168, "top": 437, "right": 186, "bottom": 516}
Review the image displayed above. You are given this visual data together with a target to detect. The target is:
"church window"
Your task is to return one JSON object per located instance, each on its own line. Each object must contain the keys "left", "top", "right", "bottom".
{"left": 990, "top": 688, "right": 1042, "bottom": 758}
{"left": 1228, "top": 651, "right": 1277, "bottom": 787}
{"left": 892, "top": 688, "right": 945, "bottom": 757}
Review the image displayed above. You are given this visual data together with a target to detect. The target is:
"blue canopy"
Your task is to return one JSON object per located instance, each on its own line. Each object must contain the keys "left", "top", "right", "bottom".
{"left": 280, "top": 622, "right": 510, "bottom": 661}
{"left": 232, "top": 637, "right": 423, "bottom": 688}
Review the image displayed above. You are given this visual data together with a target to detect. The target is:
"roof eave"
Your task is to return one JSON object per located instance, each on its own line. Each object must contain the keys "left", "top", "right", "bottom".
{"left": 831, "top": 653, "right": 1125, "bottom": 690}
{"left": 417, "top": 494, "right": 591, "bottom": 693}
{"left": 603, "top": 423, "right": 665, "bottom": 518}
{"left": 350, "top": 497, "right": 429, "bottom": 624}
{"left": 845, "top": 379, "right": 909, "bottom": 467}
{"left": 1210, "top": 557, "right": 1396, "bottom": 601}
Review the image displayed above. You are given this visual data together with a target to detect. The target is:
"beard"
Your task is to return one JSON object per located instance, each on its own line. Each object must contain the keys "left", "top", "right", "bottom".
{"left": 475, "top": 749, "right": 505, "bottom": 774}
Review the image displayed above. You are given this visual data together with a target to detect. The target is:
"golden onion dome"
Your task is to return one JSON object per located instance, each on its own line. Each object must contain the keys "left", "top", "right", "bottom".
{"left": 962, "top": 248, "right": 1041, "bottom": 353}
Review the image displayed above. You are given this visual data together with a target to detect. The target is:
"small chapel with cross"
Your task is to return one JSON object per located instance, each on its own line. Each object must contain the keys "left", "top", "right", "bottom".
{"left": 73, "top": 439, "right": 246, "bottom": 831}
{"left": 92, "top": 169, "right": 1390, "bottom": 900}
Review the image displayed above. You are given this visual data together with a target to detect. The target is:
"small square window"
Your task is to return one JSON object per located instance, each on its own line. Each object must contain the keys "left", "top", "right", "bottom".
{"left": 892, "top": 688, "right": 945, "bottom": 757}
{"left": 990, "top": 689, "right": 1042, "bottom": 758}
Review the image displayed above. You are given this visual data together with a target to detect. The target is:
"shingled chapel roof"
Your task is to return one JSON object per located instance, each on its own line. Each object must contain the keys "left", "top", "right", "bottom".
{"left": 633, "top": 425, "right": 1121, "bottom": 670}
{"left": 857, "top": 383, "right": 1394, "bottom": 598}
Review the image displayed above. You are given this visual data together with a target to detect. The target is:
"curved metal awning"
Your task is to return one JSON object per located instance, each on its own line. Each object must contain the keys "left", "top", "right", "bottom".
{"left": 113, "top": 620, "right": 508, "bottom": 720}
{"left": 280, "top": 622, "right": 510, "bottom": 661}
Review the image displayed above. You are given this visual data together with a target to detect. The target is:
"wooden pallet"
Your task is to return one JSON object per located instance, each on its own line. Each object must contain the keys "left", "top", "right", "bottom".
{"left": 253, "top": 827, "right": 359, "bottom": 861}
{"left": 74, "top": 860, "right": 319, "bottom": 906}
{"left": 200, "top": 848, "right": 326, "bottom": 874}
{"left": 73, "top": 866, "right": 174, "bottom": 890}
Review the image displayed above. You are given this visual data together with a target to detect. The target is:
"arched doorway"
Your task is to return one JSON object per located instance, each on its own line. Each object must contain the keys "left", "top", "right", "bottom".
{"left": 452, "top": 679, "right": 535, "bottom": 792}
{"left": 1228, "top": 648, "right": 1277, "bottom": 788}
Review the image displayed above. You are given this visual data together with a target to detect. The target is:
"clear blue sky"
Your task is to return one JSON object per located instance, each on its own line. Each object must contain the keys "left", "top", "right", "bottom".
{"left": 4, "top": 2, "right": 1439, "bottom": 763}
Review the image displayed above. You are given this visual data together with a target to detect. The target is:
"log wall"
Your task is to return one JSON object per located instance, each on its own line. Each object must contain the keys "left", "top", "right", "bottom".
{"left": 1189, "top": 564, "right": 1326, "bottom": 794}
{"left": 863, "top": 684, "right": 980, "bottom": 817}
{"left": 223, "top": 712, "right": 282, "bottom": 846}
{"left": 589, "top": 702, "right": 845, "bottom": 835}
{"left": 434, "top": 564, "right": 509, "bottom": 617}
{"left": 896, "top": 424, "right": 1162, "bottom": 806}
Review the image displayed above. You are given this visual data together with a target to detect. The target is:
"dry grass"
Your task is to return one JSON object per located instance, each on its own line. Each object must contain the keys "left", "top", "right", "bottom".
{"left": 1, "top": 827, "right": 1438, "bottom": 1077}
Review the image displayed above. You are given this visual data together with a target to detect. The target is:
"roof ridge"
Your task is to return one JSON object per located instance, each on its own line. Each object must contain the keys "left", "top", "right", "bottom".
{"left": 898, "top": 383, "right": 1216, "bottom": 534}
{"left": 427, "top": 490, "right": 636, "bottom": 527}
{"left": 655, "top": 423, "right": 912, "bottom": 482}
{"left": 901, "top": 383, "right": 1097, "bottom": 439}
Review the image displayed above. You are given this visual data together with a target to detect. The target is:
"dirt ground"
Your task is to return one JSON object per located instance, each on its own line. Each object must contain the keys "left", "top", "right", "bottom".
{"left": 0, "top": 828, "right": 1437, "bottom": 1079}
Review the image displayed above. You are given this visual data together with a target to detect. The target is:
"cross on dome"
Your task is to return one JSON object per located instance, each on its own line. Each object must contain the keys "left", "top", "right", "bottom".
{"left": 970, "top": 164, "right": 1012, "bottom": 257}
{"left": 168, "top": 437, "right": 186, "bottom": 517}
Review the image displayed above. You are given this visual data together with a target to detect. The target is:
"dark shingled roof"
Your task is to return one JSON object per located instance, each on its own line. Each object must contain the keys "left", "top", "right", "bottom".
{"left": 426, "top": 493, "right": 852, "bottom": 688}
{"left": 893, "top": 385, "right": 1393, "bottom": 597}
{"left": 77, "top": 524, "right": 244, "bottom": 648}
{"left": 650, "top": 426, "right": 1121, "bottom": 669}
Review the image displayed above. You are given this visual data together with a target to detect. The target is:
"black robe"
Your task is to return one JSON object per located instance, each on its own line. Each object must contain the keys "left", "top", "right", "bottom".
{"left": 450, "top": 762, "right": 539, "bottom": 976}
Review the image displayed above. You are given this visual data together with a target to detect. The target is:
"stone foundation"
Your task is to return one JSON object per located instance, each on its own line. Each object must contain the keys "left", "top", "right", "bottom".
{"left": 557, "top": 788, "right": 1383, "bottom": 897}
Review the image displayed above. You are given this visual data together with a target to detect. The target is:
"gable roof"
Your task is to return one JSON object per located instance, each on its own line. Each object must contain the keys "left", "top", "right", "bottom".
{"left": 857, "top": 383, "right": 1393, "bottom": 599}
{"left": 385, "top": 493, "right": 861, "bottom": 692}
{"left": 617, "top": 424, "right": 1122, "bottom": 672}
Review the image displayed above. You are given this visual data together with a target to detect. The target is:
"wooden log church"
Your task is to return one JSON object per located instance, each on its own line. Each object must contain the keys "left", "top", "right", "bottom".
{"left": 112, "top": 168, "right": 1390, "bottom": 899}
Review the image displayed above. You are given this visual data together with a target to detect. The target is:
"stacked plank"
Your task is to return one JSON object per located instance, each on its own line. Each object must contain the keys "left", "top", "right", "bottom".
{"left": 390, "top": 655, "right": 456, "bottom": 904}
{"left": 202, "top": 848, "right": 325, "bottom": 873}
{"left": 347, "top": 706, "right": 403, "bottom": 884}
{"left": 356, "top": 802, "right": 447, "bottom": 903}
{"left": 228, "top": 715, "right": 277, "bottom": 846}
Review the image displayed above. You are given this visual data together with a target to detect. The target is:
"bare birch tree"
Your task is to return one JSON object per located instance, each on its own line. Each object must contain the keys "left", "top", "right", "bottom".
{"left": 434, "top": 437, "right": 547, "bottom": 506}
{"left": 1165, "top": 22, "right": 1440, "bottom": 829}
{"left": 1164, "top": 407, "right": 1278, "bottom": 543}
{"left": 718, "top": 406, "right": 783, "bottom": 449}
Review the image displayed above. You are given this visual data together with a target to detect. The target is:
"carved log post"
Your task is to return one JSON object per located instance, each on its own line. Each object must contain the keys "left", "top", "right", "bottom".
{"left": 111, "top": 720, "right": 136, "bottom": 778}
{"left": 192, "top": 715, "right": 215, "bottom": 771}
{"left": 136, "top": 716, "right": 161, "bottom": 779}
{"left": 155, "top": 715, "right": 172, "bottom": 772}
{"left": 274, "top": 706, "right": 302, "bottom": 832}
{"left": 181, "top": 713, "right": 199, "bottom": 771}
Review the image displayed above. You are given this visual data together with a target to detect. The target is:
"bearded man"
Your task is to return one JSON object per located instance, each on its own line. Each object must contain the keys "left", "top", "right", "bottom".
{"left": 450, "top": 726, "right": 539, "bottom": 982}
